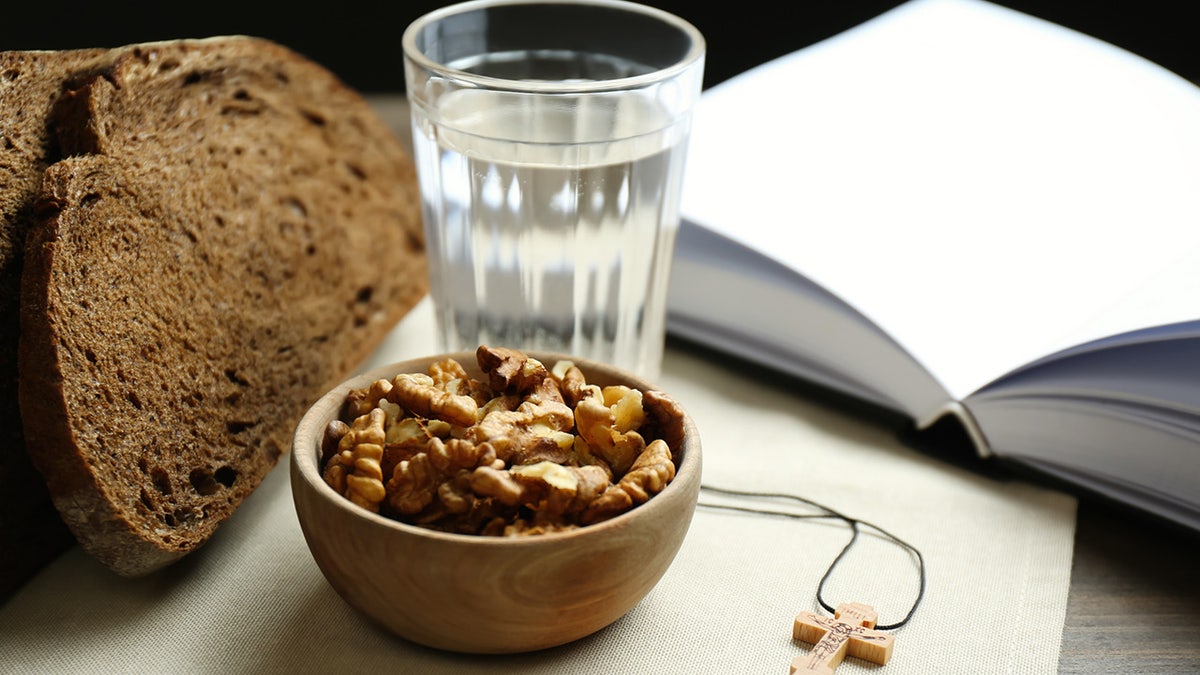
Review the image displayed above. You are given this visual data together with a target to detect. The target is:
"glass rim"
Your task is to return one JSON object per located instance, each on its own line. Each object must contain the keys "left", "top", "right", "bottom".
{"left": 401, "top": 0, "right": 706, "bottom": 94}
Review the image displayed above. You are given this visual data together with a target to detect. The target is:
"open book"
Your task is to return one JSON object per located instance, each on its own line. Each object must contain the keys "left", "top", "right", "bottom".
{"left": 666, "top": 0, "right": 1200, "bottom": 530}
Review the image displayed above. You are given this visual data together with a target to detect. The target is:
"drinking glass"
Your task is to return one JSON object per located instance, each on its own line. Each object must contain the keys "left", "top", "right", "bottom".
{"left": 403, "top": 0, "right": 705, "bottom": 380}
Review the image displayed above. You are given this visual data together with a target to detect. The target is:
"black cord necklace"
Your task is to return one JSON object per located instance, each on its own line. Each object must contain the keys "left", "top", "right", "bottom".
{"left": 698, "top": 484, "right": 927, "bottom": 672}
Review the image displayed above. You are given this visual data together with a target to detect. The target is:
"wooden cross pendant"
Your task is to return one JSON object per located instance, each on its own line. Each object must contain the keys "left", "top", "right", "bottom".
{"left": 790, "top": 602, "right": 895, "bottom": 674}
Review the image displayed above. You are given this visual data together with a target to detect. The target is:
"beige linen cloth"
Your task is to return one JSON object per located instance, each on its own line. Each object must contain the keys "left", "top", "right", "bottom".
{"left": 0, "top": 298, "right": 1076, "bottom": 673}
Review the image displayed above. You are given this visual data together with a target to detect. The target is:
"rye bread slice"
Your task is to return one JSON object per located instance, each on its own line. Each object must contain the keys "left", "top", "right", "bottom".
{"left": 18, "top": 37, "right": 427, "bottom": 577}
{"left": 0, "top": 47, "right": 109, "bottom": 601}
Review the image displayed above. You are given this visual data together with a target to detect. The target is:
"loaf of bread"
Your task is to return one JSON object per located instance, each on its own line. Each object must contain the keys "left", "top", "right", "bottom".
{"left": 4, "top": 37, "right": 427, "bottom": 588}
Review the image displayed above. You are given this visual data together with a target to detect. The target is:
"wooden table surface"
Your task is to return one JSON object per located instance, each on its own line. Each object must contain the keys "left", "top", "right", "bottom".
{"left": 1059, "top": 496, "right": 1200, "bottom": 673}
{"left": 370, "top": 95, "right": 1200, "bottom": 674}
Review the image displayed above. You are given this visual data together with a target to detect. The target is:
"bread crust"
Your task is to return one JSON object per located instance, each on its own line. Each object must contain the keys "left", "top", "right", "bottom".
{"left": 13, "top": 37, "right": 427, "bottom": 578}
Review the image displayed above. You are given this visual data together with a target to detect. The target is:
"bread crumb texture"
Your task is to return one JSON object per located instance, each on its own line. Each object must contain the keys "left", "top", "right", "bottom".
{"left": 14, "top": 37, "right": 427, "bottom": 577}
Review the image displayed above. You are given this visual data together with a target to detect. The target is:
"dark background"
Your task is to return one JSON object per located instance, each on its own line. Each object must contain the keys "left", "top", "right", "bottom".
{"left": 3, "top": 1, "right": 1199, "bottom": 92}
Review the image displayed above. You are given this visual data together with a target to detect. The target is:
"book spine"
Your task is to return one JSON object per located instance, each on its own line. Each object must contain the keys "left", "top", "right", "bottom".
{"left": 917, "top": 401, "right": 993, "bottom": 458}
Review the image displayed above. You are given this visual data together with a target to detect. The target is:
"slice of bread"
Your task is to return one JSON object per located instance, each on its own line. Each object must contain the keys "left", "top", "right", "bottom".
{"left": 0, "top": 47, "right": 109, "bottom": 600}
{"left": 14, "top": 37, "right": 427, "bottom": 579}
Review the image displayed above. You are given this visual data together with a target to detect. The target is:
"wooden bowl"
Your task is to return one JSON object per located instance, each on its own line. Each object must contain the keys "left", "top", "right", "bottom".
{"left": 290, "top": 351, "right": 701, "bottom": 654}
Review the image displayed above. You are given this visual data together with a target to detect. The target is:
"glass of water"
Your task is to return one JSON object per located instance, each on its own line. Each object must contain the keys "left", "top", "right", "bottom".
{"left": 402, "top": 0, "right": 705, "bottom": 380}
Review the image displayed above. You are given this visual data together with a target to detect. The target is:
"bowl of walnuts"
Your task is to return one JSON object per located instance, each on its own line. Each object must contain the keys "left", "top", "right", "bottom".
{"left": 290, "top": 345, "right": 701, "bottom": 654}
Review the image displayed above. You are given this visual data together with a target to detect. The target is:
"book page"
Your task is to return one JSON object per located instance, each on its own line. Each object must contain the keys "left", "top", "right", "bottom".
{"left": 669, "top": 220, "right": 953, "bottom": 418}
{"left": 679, "top": 0, "right": 1200, "bottom": 401}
